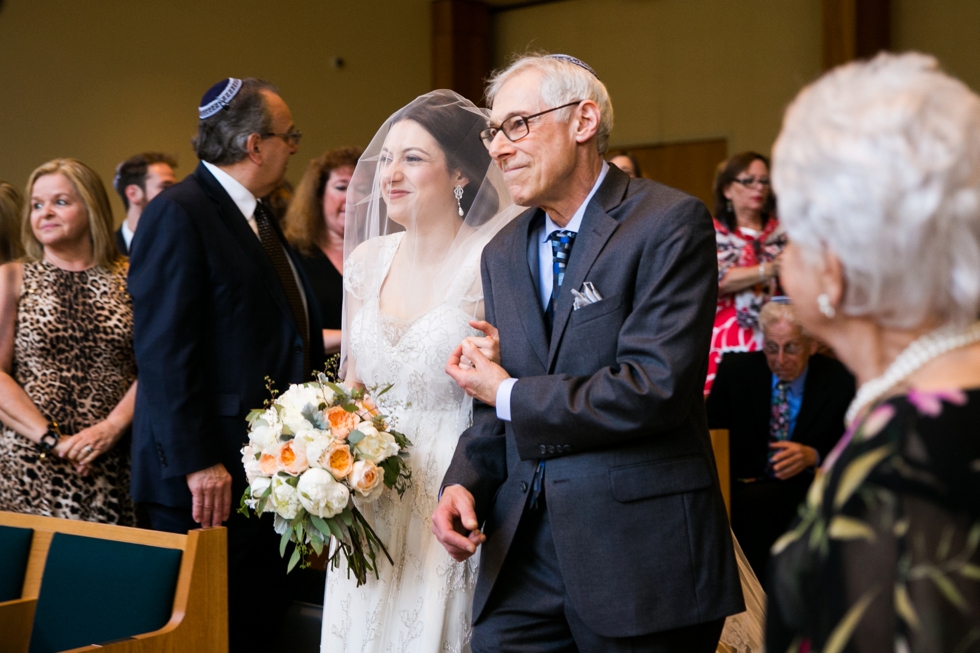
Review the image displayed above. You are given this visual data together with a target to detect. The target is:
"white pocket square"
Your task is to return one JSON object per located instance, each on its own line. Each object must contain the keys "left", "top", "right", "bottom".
{"left": 571, "top": 281, "right": 603, "bottom": 310}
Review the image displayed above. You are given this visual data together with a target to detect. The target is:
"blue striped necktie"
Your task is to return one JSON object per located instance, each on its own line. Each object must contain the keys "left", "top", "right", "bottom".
{"left": 546, "top": 230, "right": 577, "bottom": 332}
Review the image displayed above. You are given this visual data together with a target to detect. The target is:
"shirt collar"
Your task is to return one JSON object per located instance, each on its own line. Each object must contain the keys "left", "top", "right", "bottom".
{"left": 542, "top": 161, "right": 610, "bottom": 242}
{"left": 120, "top": 220, "right": 135, "bottom": 248}
{"left": 202, "top": 160, "right": 258, "bottom": 220}
{"left": 772, "top": 363, "right": 809, "bottom": 396}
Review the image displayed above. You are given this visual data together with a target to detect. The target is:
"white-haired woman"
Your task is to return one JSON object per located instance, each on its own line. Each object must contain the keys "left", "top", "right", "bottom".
{"left": 767, "top": 52, "right": 980, "bottom": 652}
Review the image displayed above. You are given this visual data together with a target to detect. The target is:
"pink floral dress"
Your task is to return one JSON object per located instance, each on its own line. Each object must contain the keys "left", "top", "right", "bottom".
{"left": 706, "top": 217, "right": 786, "bottom": 394}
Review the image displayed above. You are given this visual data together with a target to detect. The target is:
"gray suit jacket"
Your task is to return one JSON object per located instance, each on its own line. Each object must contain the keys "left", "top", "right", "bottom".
{"left": 443, "top": 165, "right": 744, "bottom": 637}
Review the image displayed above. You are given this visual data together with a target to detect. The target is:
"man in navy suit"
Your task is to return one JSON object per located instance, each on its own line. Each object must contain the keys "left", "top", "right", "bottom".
{"left": 435, "top": 54, "right": 742, "bottom": 652}
{"left": 128, "top": 78, "right": 322, "bottom": 653}
{"left": 707, "top": 300, "right": 854, "bottom": 584}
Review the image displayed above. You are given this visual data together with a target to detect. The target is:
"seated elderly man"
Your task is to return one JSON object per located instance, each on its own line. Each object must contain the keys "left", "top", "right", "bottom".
{"left": 706, "top": 300, "right": 854, "bottom": 583}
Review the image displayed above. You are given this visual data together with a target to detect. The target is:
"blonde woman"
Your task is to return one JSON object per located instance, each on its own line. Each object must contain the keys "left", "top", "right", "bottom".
{"left": 0, "top": 159, "right": 136, "bottom": 524}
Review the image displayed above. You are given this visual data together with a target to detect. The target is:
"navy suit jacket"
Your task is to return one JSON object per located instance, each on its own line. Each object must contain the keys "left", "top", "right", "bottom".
{"left": 706, "top": 351, "right": 855, "bottom": 479}
{"left": 443, "top": 165, "right": 743, "bottom": 637}
{"left": 127, "top": 162, "right": 325, "bottom": 508}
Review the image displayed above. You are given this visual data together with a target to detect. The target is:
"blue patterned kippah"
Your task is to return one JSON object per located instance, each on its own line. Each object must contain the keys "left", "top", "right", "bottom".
{"left": 547, "top": 54, "right": 598, "bottom": 79}
{"left": 198, "top": 78, "right": 242, "bottom": 119}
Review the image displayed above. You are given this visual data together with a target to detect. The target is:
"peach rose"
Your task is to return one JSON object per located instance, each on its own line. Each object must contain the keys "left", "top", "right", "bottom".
{"left": 357, "top": 396, "right": 381, "bottom": 417}
{"left": 259, "top": 442, "right": 282, "bottom": 476}
{"left": 325, "top": 406, "right": 361, "bottom": 440}
{"left": 348, "top": 460, "right": 384, "bottom": 501}
{"left": 277, "top": 439, "right": 309, "bottom": 476}
{"left": 322, "top": 442, "right": 354, "bottom": 480}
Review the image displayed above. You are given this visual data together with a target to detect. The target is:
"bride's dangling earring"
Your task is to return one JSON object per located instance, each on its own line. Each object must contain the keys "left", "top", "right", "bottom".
{"left": 454, "top": 184, "right": 464, "bottom": 217}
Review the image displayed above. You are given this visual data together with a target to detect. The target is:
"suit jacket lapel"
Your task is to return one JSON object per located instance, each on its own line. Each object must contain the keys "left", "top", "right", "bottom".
{"left": 194, "top": 163, "right": 300, "bottom": 334}
{"left": 546, "top": 170, "right": 627, "bottom": 370}
{"left": 514, "top": 208, "right": 549, "bottom": 370}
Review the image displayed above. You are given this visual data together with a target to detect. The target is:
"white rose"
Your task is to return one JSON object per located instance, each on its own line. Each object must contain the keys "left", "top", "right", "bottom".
{"left": 248, "top": 475, "right": 275, "bottom": 513}
{"left": 297, "top": 468, "right": 350, "bottom": 519}
{"left": 352, "top": 423, "right": 399, "bottom": 463}
{"left": 348, "top": 460, "right": 385, "bottom": 501}
{"left": 271, "top": 475, "right": 303, "bottom": 520}
{"left": 241, "top": 445, "right": 263, "bottom": 483}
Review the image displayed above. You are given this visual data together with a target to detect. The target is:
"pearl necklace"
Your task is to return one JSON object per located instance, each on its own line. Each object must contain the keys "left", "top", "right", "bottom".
{"left": 845, "top": 320, "right": 980, "bottom": 426}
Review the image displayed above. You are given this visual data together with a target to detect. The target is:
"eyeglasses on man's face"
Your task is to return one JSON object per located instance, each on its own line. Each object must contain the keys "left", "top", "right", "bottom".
{"left": 763, "top": 341, "right": 803, "bottom": 356}
{"left": 480, "top": 101, "right": 583, "bottom": 149}
{"left": 261, "top": 129, "right": 303, "bottom": 147}
{"left": 732, "top": 176, "right": 771, "bottom": 188}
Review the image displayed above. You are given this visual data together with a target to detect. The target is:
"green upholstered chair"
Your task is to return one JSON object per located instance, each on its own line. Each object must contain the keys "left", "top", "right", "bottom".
{"left": 28, "top": 532, "right": 182, "bottom": 653}
{"left": 0, "top": 525, "right": 33, "bottom": 602}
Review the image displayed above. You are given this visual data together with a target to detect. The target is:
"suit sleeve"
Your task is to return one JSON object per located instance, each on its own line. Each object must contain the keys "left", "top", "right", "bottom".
{"left": 128, "top": 198, "right": 221, "bottom": 479}
{"left": 509, "top": 195, "right": 719, "bottom": 459}
{"left": 441, "top": 249, "right": 508, "bottom": 522}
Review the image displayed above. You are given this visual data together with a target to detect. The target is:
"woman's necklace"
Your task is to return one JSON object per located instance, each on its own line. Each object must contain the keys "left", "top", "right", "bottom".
{"left": 845, "top": 320, "right": 980, "bottom": 426}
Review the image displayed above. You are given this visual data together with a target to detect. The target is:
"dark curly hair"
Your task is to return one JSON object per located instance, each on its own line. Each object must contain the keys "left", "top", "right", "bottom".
{"left": 712, "top": 151, "right": 776, "bottom": 231}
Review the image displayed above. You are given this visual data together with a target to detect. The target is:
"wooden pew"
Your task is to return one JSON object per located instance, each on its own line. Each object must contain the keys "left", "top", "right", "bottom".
{"left": 709, "top": 429, "right": 731, "bottom": 518}
{"left": 0, "top": 512, "right": 227, "bottom": 653}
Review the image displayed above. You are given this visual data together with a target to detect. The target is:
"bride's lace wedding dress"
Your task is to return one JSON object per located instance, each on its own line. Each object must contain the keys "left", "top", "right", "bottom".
{"left": 321, "top": 233, "right": 480, "bottom": 653}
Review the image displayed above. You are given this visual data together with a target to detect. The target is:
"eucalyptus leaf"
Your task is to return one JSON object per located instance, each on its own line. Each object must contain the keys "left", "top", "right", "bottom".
{"left": 347, "top": 430, "right": 365, "bottom": 445}
{"left": 280, "top": 528, "right": 291, "bottom": 557}
{"left": 287, "top": 547, "right": 302, "bottom": 573}
{"left": 311, "top": 534, "right": 324, "bottom": 556}
{"left": 310, "top": 515, "right": 332, "bottom": 538}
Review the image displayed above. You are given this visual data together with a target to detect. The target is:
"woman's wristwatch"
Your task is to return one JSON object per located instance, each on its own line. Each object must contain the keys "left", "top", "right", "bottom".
{"left": 38, "top": 421, "right": 61, "bottom": 460}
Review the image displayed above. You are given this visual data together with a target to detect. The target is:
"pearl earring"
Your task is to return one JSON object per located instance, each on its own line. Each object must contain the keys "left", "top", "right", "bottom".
{"left": 454, "top": 185, "right": 464, "bottom": 217}
{"left": 818, "top": 293, "right": 836, "bottom": 319}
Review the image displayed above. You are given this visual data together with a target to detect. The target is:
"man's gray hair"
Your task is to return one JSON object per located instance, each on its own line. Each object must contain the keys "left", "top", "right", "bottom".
{"left": 773, "top": 52, "right": 980, "bottom": 329}
{"left": 486, "top": 53, "right": 614, "bottom": 155}
{"left": 192, "top": 78, "right": 277, "bottom": 165}
{"left": 759, "top": 301, "right": 809, "bottom": 339}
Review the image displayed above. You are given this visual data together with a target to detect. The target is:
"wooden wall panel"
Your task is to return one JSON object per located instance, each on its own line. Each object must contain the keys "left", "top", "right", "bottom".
{"left": 615, "top": 139, "right": 728, "bottom": 210}
{"left": 432, "top": 0, "right": 492, "bottom": 106}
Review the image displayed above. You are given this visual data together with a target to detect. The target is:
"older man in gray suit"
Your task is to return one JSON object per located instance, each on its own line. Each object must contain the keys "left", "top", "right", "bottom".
{"left": 434, "top": 54, "right": 744, "bottom": 652}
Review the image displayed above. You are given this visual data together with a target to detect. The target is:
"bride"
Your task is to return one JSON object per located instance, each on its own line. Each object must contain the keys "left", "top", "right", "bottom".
{"left": 320, "top": 91, "right": 522, "bottom": 653}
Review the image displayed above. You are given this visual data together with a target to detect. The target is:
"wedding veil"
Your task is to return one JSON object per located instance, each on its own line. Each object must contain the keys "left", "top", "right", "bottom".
{"left": 339, "top": 90, "right": 522, "bottom": 386}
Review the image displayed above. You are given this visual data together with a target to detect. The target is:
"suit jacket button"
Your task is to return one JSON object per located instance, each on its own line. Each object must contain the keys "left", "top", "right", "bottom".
{"left": 547, "top": 445, "right": 555, "bottom": 454}
{"left": 539, "top": 445, "right": 547, "bottom": 454}
{"left": 520, "top": 481, "right": 528, "bottom": 492}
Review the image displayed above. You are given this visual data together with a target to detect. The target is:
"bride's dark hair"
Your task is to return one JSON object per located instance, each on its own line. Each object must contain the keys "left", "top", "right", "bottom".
{"left": 392, "top": 96, "right": 499, "bottom": 221}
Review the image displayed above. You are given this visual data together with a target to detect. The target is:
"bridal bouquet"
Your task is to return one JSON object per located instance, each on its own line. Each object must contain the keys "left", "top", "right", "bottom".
{"left": 239, "top": 376, "right": 411, "bottom": 584}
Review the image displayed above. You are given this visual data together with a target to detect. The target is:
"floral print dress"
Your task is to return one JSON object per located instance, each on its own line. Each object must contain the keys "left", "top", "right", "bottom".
{"left": 706, "top": 217, "right": 786, "bottom": 394}
{"left": 767, "top": 388, "right": 980, "bottom": 653}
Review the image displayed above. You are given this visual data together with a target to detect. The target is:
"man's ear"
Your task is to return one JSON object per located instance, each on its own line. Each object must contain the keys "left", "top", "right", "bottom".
{"left": 124, "top": 184, "right": 145, "bottom": 208}
{"left": 246, "top": 133, "right": 263, "bottom": 164}
{"left": 572, "top": 100, "right": 601, "bottom": 145}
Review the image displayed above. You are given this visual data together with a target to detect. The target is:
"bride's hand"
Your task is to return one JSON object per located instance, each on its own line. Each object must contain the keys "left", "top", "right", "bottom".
{"left": 464, "top": 320, "right": 500, "bottom": 365}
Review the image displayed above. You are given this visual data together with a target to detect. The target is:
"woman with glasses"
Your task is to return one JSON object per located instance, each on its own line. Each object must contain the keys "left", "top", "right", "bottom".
{"left": 705, "top": 151, "right": 786, "bottom": 394}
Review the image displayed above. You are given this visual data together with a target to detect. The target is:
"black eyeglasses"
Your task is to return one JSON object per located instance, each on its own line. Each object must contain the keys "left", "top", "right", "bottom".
{"left": 480, "top": 101, "right": 583, "bottom": 148}
{"left": 732, "top": 176, "right": 770, "bottom": 188}
{"left": 261, "top": 129, "right": 302, "bottom": 147}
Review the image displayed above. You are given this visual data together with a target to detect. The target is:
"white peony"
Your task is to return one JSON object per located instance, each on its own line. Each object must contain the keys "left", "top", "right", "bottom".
{"left": 296, "top": 468, "right": 350, "bottom": 519}
{"left": 352, "top": 423, "right": 400, "bottom": 463}
{"left": 348, "top": 460, "right": 385, "bottom": 501}
{"left": 241, "top": 445, "right": 263, "bottom": 483}
{"left": 271, "top": 475, "right": 303, "bottom": 520}
{"left": 247, "top": 475, "right": 275, "bottom": 513}
{"left": 277, "top": 384, "right": 326, "bottom": 434}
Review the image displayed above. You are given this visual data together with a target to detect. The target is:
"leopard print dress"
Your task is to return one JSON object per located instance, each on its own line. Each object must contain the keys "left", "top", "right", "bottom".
{"left": 0, "top": 259, "right": 136, "bottom": 524}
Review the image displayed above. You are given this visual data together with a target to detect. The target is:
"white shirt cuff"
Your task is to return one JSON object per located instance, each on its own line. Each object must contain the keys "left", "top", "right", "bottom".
{"left": 495, "top": 378, "right": 518, "bottom": 421}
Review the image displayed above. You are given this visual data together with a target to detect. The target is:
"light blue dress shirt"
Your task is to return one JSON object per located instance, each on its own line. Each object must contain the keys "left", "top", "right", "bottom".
{"left": 495, "top": 162, "right": 610, "bottom": 421}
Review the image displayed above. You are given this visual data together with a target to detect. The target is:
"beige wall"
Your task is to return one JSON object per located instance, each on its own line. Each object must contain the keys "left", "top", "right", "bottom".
{"left": 0, "top": 0, "right": 432, "bottom": 225}
{"left": 893, "top": 0, "right": 980, "bottom": 93}
{"left": 492, "top": 0, "right": 823, "bottom": 157}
